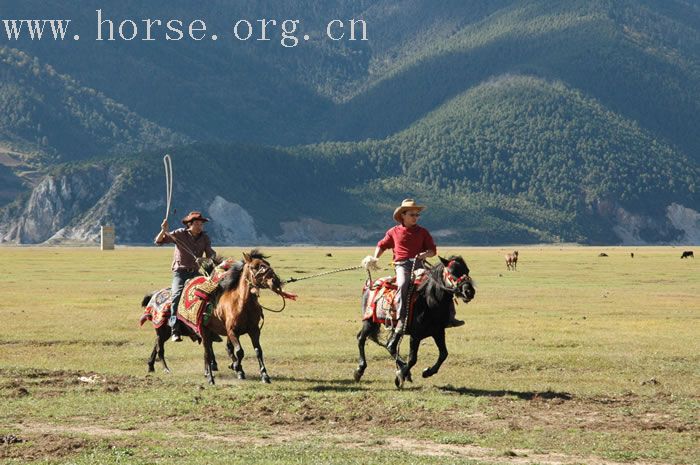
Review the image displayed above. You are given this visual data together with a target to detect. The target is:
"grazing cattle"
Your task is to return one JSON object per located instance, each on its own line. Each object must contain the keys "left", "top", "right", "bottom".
{"left": 505, "top": 251, "right": 519, "bottom": 271}
{"left": 599, "top": 253, "right": 608, "bottom": 257}
{"left": 681, "top": 251, "right": 694, "bottom": 259}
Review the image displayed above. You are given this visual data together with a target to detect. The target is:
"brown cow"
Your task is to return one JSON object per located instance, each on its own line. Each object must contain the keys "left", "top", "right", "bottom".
{"left": 681, "top": 251, "right": 694, "bottom": 259}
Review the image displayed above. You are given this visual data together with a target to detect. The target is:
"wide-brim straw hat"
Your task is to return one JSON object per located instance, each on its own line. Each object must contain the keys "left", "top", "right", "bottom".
{"left": 182, "top": 211, "right": 209, "bottom": 225}
{"left": 393, "top": 199, "right": 425, "bottom": 223}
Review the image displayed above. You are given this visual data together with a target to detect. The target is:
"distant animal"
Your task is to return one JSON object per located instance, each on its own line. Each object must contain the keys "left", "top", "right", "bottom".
{"left": 505, "top": 251, "right": 519, "bottom": 271}
{"left": 630, "top": 252, "right": 634, "bottom": 258}
{"left": 599, "top": 253, "right": 608, "bottom": 257}
{"left": 354, "top": 256, "right": 476, "bottom": 388}
{"left": 681, "top": 250, "right": 694, "bottom": 259}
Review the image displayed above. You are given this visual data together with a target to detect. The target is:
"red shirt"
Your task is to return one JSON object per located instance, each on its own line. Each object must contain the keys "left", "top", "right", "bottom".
{"left": 377, "top": 225, "right": 437, "bottom": 262}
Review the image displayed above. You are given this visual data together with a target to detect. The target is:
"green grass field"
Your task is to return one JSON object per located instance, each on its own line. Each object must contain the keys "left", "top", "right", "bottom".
{"left": 0, "top": 246, "right": 698, "bottom": 465}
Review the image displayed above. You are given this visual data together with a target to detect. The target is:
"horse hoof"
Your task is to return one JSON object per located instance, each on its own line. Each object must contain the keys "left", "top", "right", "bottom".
{"left": 406, "top": 371, "right": 413, "bottom": 383}
{"left": 353, "top": 369, "right": 364, "bottom": 382}
{"left": 422, "top": 368, "right": 433, "bottom": 378}
{"left": 394, "top": 369, "right": 404, "bottom": 389}
{"left": 228, "top": 363, "right": 235, "bottom": 371}
{"left": 261, "top": 376, "right": 271, "bottom": 384}
{"left": 212, "top": 363, "right": 219, "bottom": 372}
{"left": 148, "top": 366, "right": 155, "bottom": 373}
{"left": 163, "top": 368, "right": 171, "bottom": 374}
{"left": 237, "top": 372, "right": 246, "bottom": 380}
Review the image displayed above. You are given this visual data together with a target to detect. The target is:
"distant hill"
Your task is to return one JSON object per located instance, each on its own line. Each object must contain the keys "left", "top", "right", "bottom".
{"left": 0, "top": 0, "right": 698, "bottom": 244}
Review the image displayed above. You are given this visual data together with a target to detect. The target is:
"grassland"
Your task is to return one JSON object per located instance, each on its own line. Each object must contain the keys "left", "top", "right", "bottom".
{"left": 0, "top": 246, "right": 698, "bottom": 465}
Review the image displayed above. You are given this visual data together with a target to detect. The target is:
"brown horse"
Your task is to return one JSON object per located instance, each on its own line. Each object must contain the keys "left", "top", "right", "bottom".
{"left": 140, "top": 250, "right": 294, "bottom": 384}
{"left": 505, "top": 250, "right": 519, "bottom": 271}
{"left": 201, "top": 250, "right": 293, "bottom": 385}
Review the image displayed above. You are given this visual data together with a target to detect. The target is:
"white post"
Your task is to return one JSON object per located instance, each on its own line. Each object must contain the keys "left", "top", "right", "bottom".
{"left": 100, "top": 225, "right": 115, "bottom": 250}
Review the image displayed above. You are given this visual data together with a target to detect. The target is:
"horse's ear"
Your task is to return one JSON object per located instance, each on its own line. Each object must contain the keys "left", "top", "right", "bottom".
{"left": 439, "top": 256, "right": 450, "bottom": 266}
{"left": 242, "top": 252, "right": 252, "bottom": 263}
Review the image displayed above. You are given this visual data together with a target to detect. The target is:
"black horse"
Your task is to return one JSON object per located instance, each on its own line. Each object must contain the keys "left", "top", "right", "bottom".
{"left": 354, "top": 256, "right": 476, "bottom": 388}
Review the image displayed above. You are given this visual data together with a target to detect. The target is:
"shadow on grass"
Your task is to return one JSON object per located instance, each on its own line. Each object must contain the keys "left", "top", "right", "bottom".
{"left": 273, "top": 375, "right": 410, "bottom": 392}
{"left": 438, "top": 385, "right": 573, "bottom": 401}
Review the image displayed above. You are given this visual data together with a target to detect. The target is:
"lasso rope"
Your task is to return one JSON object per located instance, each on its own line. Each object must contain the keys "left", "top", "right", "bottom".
{"left": 163, "top": 154, "right": 173, "bottom": 221}
{"left": 161, "top": 153, "right": 210, "bottom": 277}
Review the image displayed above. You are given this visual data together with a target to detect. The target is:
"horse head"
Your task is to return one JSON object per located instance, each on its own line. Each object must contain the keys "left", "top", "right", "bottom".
{"left": 438, "top": 255, "right": 476, "bottom": 303}
{"left": 242, "top": 250, "right": 283, "bottom": 295}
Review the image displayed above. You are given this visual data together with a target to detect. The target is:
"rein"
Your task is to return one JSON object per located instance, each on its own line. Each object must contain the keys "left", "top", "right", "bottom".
{"left": 244, "top": 262, "right": 288, "bottom": 314}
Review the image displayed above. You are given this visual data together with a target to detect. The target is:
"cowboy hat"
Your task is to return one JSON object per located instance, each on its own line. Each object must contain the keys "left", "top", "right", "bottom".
{"left": 181, "top": 211, "right": 209, "bottom": 225}
{"left": 393, "top": 199, "right": 425, "bottom": 223}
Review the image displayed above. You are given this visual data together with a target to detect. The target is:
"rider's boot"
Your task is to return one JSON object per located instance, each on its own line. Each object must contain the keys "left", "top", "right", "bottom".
{"left": 171, "top": 321, "right": 183, "bottom": 342}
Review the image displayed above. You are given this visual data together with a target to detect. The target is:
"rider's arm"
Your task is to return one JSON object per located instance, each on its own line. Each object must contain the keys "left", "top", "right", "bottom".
{"left": 154, "top": 219, "right": 173, "bottom": 245}
{"left": 417, "top": 249, "right": 436, "bottom": 260}
{"left": 417, "top": 229, "right": 437, "bottom": 260}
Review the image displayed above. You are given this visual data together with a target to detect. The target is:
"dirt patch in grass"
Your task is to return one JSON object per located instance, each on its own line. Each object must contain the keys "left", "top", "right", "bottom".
{"left": 0, "top": 433, "right": 87, "bottom": 461}
{"left": 0, "top": 368, "right": 163, "bottom": 399}
{"left": 181, "top": 386, "right": 696, "bottom": 439}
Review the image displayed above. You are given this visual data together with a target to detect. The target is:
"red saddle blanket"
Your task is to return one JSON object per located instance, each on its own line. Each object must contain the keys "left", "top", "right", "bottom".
{"left": 140, "top": 288, "right": 172, "bottom": 329}
{"left": 139, "top": 259, "right": 238, "bottom": 334}
{"left": 362, "top": 274, "right": 424, "bottom": 326}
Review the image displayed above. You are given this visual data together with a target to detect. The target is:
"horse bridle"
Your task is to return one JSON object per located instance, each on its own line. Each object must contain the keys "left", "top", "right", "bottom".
{"left": 245, "top": 261, "right": 277, "bottom": 291}
{"left": 442, "top": 260, "right": 473, "bottom": 300}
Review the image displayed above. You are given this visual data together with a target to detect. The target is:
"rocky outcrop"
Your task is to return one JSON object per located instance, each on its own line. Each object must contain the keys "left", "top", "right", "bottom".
{"left": 207, "top": 196, "right": 263, "bottom": 244}
{"left": 611, "top": 203, "right": 700, "bottom": 245}
{"left": 0, "top": 166, "right": 116, "bottom": 243}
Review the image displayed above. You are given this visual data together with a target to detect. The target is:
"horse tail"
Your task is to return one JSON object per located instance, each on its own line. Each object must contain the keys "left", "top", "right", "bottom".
{"left": 141, "top": 293, "right": 154, "bottom": 308}
{"left": 139, "top": 293, "right": 155, "bottom": 326}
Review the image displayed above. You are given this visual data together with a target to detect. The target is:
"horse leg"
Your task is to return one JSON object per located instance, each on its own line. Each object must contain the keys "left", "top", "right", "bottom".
{"left": 149, "top": 326, "right": 170, "bottom": 374}
{"left": 226, "top": 338, "right": 235, "bottom": 371}
{"left": 158, "top": 328, "right": 171, "bottom": 374}
{"left": 249, "top": 328, "right": 271, "bottom": 384}
{"left": 422, "top": 330, "right": 448, "bottom": 378}
{"left": 211, "top": 347, "right": 218, "bottom": 372}
{"left": 202, "top": 332, "right": 216, "bottom": 385}
{"left": 395, "top": 336, "right": 420, "bottom": 389}
{"left": 354, "top": 321, "right": 374, "bottom": 382}
{"left": 228, "top": 333, "right": 246, "bottom": 380}
{"left": 147, "top": 334, "right": 158, "bottom": 373}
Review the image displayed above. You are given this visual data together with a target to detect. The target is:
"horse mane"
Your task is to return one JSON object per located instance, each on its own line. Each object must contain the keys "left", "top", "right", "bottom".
{"left": 248, "top": 249, "right": 269, "bottom": 260}
{"left": 417, "top": 260, "right": 449, "bottom": 308}
{"left": 217, "top": 249, "right": 270, "bottom": 292}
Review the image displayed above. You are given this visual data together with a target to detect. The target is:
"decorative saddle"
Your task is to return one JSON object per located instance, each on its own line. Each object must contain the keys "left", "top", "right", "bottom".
{"left": 140, "top": 258, "right": 241, "bottom": 335}
{"left": 362, "top": 271, "right": 426, "bottom": 326}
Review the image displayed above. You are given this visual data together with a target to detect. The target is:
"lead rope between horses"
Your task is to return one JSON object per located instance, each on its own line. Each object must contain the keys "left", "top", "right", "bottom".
{"left": 283, "top": 265, "right": 367, "bottom": 284}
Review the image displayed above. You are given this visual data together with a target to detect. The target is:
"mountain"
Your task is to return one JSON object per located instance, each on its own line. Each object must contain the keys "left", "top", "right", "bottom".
{"left": 0, "top": 0, "right": 698, "bottom": 244}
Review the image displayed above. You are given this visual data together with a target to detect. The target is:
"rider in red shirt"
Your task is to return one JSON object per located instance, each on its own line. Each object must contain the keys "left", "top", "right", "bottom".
{"left": 365, "top": 199, "right": 464, "bottom": 341}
